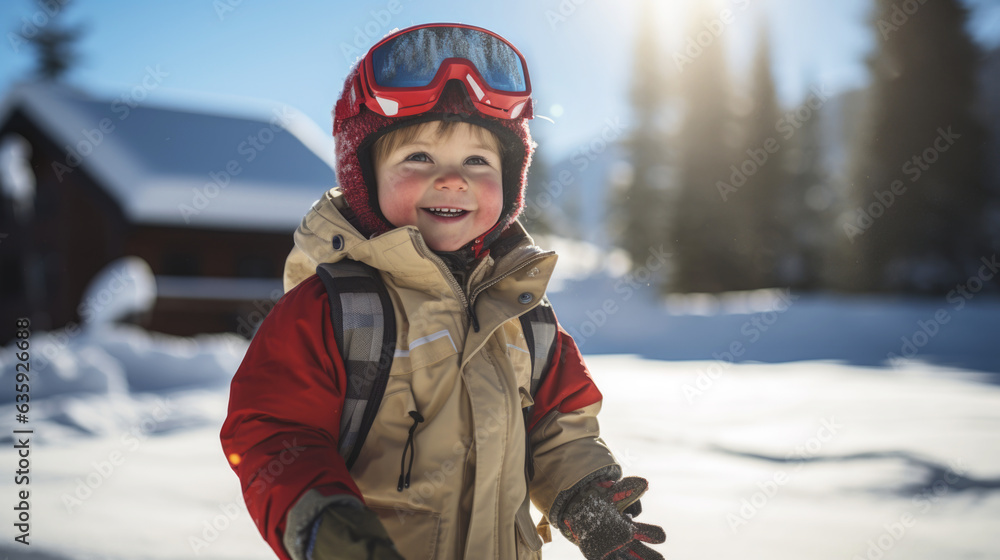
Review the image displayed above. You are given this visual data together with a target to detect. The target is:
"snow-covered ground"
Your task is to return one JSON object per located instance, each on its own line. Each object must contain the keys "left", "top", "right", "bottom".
{"left": 1, "top": 251, "right": 999, "bottom": 559}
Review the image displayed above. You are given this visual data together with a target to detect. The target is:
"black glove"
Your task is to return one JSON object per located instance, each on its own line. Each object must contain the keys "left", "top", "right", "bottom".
{"left": 307, "top": 501, "right": 405, "bottom": 560}
{"left": 558, "top": 476, "right": 666, "bottom": 560}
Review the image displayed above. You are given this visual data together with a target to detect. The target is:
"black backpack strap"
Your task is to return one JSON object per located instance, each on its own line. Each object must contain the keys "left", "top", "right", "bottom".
{"left": 316, "top": 261, "right": 396, "bottom": 471}
{"left": 519, "top": 296, "right": 558, "bottom": 482}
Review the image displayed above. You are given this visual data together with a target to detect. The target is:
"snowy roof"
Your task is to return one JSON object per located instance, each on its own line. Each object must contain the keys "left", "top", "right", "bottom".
{"left": 0, "top": 82, "right": 337, "bottom": 231}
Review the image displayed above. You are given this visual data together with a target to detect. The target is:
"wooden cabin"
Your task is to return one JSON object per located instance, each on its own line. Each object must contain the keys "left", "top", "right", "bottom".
{"left": 0, "top": 82, "right": 336, "bottom": 341}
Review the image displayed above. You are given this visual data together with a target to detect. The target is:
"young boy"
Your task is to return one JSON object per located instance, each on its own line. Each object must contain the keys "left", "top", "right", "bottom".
{"left": 220, "top": 23, "right": 665, "bottom": 560}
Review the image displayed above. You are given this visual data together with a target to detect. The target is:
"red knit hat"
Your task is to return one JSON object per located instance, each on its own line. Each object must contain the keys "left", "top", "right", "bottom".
{"left": 333, "top": 63, "right": 534, "bottom": 257}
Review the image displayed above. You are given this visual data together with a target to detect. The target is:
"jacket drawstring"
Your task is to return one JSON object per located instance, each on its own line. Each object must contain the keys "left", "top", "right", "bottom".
{"left": 397, "top": 410, "right": 424, "bottom": 491}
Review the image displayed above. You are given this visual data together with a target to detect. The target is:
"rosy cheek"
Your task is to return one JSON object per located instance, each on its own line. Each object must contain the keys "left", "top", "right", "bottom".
{"left": 482, "top": 181, "right": 504, "bottom": 222}
{"left": 378, "top": 171, "right": 423, "bottom": 226}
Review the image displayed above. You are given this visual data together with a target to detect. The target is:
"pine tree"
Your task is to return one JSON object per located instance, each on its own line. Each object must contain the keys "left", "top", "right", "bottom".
{"left": 667, "top": 2, "right": 743, "bottom": 293}
{"left": 730, "top": 25, "right": 787, "bottom": 289}
{"left": 847, "top": 0, "right": 989, "bottom": 292}
{"left": 20, "top": 0, "right": 84, "bottom": 81}
{"left": 783, "top": 82, "right": 835, "bottom": 290}
{"left": 521, "top": 143, "right": 559, "bottom": 237}
{"left": 614, "top": 0, "right": 669, "bottom": 272}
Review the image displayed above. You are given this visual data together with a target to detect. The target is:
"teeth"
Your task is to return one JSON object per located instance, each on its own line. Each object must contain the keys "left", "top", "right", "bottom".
{"left": 428, "top": 207, "right": 464, "bottom": 213}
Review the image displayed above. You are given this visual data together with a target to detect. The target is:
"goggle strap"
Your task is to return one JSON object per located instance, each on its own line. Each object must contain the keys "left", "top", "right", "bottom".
{"left": 519, "top": 99, "right": 534, "bottom": 120}
{"left": 336, "top": 72, "right": 367, "bottom": 121}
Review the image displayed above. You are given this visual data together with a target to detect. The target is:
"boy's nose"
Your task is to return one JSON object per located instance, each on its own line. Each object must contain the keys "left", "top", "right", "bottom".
{"left": 434, "top": 171, "right": 468, "bottom": 191}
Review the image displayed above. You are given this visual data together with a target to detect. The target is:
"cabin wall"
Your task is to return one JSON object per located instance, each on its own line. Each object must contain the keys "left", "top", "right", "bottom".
{"left": 0, "top": 110, "right": 126, "bottom": 341}
{"left": 1, "top": 110, "right": 296, "bottom": 342}
{"left": 126, "top": 225, "right": 292, "bottom": 336}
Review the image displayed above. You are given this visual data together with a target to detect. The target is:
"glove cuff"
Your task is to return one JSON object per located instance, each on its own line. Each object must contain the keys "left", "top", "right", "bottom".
{"left": 548, "top": 464, "right": 622, "bottom": 542}
{"left": 285, "top": 490, "right": 364, "bottom": 560}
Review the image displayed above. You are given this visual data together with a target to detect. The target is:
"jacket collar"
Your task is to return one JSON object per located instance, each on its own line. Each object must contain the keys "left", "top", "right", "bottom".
{"left": 307, "top": 188, "right": 556, "bottom": 300}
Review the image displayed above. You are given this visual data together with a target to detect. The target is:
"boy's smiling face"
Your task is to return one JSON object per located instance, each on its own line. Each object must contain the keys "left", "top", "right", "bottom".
{"left": 374, "top": 122, "right": 504, "bottom": 252}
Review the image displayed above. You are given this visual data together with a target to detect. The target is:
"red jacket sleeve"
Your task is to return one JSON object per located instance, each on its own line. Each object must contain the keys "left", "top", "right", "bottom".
{"left": 525, "top": 319, "right": 604, "bottom": 433}
{"left": 522, "top": 313, "right": 619, "bottom": 526}
{"left": 219, "top": 274, "right": 362, "bottom": 560}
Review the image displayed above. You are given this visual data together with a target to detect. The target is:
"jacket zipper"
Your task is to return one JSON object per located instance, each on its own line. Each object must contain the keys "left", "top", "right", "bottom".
{"left": 412, "top": 237, "right": 475, "bottom": 323}
{"left": 467, "top": 253, "right": 554, "bottom": 316}
{"left": 463, "top": 253, "right": 552, "bottom": 333}
{"left": 412, "top": 231, "right": 554, "bottom": 334}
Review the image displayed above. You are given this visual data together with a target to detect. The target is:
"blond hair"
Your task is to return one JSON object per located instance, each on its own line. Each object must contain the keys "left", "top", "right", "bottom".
{"left": 371, "top": 120, "right": 504, "bottom": 167}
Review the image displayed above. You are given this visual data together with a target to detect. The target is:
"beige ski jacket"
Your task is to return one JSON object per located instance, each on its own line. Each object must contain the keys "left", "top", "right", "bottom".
{"left": 222, "top": 188, "right": 621, "bottom": 560}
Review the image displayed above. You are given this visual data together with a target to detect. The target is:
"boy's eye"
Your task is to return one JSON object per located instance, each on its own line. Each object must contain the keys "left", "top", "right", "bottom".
{"left": 465, "top": 156, "right": 490, "bottom": 166}
{"left": 405, "top": 152, "right": 430, "bottom": 162}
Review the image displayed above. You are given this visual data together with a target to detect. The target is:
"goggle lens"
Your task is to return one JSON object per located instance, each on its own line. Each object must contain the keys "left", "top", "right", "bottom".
{"left": 371, "top": 26, "right": 527, "bottom": 92}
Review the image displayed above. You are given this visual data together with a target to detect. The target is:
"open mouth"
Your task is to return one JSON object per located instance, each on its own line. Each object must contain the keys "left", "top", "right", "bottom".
{"left": 423, "top": 207, "right": 469, "bottom": 218}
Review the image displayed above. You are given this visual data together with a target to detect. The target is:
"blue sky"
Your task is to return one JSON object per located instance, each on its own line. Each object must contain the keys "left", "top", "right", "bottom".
{"left": 1, "top": 0, "right": 998, "bottom": 159}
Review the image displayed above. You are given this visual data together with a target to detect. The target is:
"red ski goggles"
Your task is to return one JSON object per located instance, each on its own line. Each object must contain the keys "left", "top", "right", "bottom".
{"left": 351, "top": 23, "right": 533, "bottom": 120}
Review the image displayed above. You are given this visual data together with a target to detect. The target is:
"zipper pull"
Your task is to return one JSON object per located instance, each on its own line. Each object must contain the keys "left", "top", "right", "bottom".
{"left": 466, "top": 301, "right": 481, "bottom": 333}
